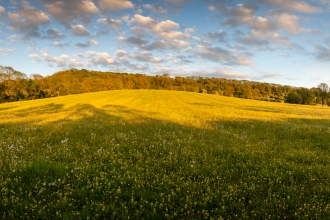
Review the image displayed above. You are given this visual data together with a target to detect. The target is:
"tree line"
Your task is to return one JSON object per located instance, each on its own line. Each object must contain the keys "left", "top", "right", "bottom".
{"left": 0, "top": 65, "right": 329, "bottom": 106}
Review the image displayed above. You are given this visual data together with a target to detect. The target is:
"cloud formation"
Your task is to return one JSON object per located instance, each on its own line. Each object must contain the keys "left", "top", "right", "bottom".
{"left": 76, "top": 40, "right": 99, "bottom": 48}
{"left": 52, "top": 42, "right": 65, "bottom": 48}
{"left": 0, "top": 48, "right": 16, "bottom": 52}
{"left": 43, "top": 28, "right": 64, "bottom": 39}
{"left": 130, "top": 14, "right": 190, "bottom": 40}
{"left": 71, "top": 24, "right": 90, "bottom": 36}
{"left": 166, "top": 0, "right": 192, "bottom": 4}
{"left": 209, "top": 4, "right": 276, "bottom": 32}
{"left": 194, "top": 44, "right": 253, "bottom": 66}
{"left": 5, "top": 5, "right": 49, "bottom": 35}
{"left": 99, "top": 0, "right": 134, "bottom": 12}
{"left": 205, "top": 30, "right": 227, "bottom": 42}
{"left": 239, "top": 30, "right": 299, "bottom": 49}
{"left": 86, "top": 51, "right": 117, "bottom": 66}
{"left": 42, "top": 53, "right": 84, "bottom": 68}
{"left": 143, "top": 4, "right": 167, "bottom": 13}
{"left": 255, "top": 0, "right": 321, "bottom": 13}
{"left": 211, "top": 67, "right": 250, "bottom": 79}
{"left": 97, "top": 18, "right": 122, "bottom": 30}
{"left": 0, "top": 6, "right": 5, "bottom": 14}
{"left": 210, "top": 3, "right": 322, "bottom": 35}
{"left": 118, "top": 36, "right": 148, "bottom": 46}
{"left": 29, "top": 54, "right": 39, "bottom": 58}
{"left": 40, "top": 0, "right": 98, "bottom": 24}
{"left": 314, "top": 45, "right": 330, "bottom": 62}
{"left": 128, "top": 51, "right": 163, "bottom": 63}
{"left": 0, "top": 0, "right": 328, "bottom": 87}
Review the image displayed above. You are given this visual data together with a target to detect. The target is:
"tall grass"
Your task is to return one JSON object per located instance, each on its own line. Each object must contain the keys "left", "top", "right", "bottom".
{"left": 1, "top": 90, "right": 330, "bottom": 219}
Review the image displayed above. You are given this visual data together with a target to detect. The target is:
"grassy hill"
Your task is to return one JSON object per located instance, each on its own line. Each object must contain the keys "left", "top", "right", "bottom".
{"left": 1, "top": 90, "right": 330, "bottom": 219}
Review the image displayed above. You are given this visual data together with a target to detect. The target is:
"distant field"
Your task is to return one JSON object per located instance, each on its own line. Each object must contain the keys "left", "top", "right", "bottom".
{"left": 1, "top": 90, "right": 330, "bottom": 219}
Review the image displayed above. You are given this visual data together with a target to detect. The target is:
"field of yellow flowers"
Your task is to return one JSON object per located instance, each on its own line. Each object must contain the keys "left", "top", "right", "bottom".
{"left": 1, "top": 90, "right": 330, "bottom": 219}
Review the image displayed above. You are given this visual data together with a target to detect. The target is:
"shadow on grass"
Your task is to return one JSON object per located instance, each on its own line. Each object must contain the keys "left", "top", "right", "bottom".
{"left": 0, "top": 106, "right": 17, "bottom": 111}
{"left": 1, "top": 102, "right": 330, "bottom": 219}
{"left": 188, "top": 102, "right": 215, "bottom": 107}
{"left": 102, "top": 104, "right": 142, "bottom": 114}
{"left": 13, "top": 103, "right": 65, "bottom": 117}
{"left": 242, "top": 105, "right": 287, "bottom": 114}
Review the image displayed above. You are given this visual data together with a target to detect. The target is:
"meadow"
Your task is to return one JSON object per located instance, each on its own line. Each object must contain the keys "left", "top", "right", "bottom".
{"left": 1, "top": 90, "right": 330, "bottom": 219}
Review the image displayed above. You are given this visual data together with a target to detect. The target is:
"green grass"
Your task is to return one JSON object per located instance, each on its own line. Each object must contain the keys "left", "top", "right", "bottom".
{"left": 1, "top": 90, "right": 330, "bottom": 219}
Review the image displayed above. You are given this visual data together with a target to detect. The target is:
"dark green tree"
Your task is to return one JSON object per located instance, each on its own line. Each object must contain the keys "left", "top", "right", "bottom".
{"left": 318, "top": 83, "right": 329, "bottom": 106}
{"left": 285, "top": 92, "right": 302, "bottom": 104}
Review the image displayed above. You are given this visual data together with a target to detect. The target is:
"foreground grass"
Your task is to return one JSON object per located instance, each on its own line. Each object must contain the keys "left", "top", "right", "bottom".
{"left": 1, "top": 90, "right": 330, "bottom": 219}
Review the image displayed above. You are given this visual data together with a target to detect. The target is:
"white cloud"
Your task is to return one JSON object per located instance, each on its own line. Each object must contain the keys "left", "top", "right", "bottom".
{"left": 116, "top": 49, "right": 128, "bottom": 58}
{"left": 274, "top": 13, "right": 300, "bottom": 35}
{"left": 211, "top": 4, "right": 321, "bottom": 35}
{"left": 269, "top": 12, "right": 321, "bottom": 35}
{"left": 42, "top": 0, "right": 98, "bottom": 24}
{"left": 210, "top": 4, "right": 276, "bottom": 32}
{"left": 43, "top": 28, "right": 64, "bottom": 39}
{"left": 0, "top": 6, "right": 5, "bottom": 13}
{"left": 205, "top": 30, "right": 227, "bottom": 42}
{"left": 129, "top": 51, "right": 163, "bottom": 63}
{"left": 145, "top": 39, "right": 189, "bottom": 50}
{"left": 75, "top": 53, "right": 86, "bottom": 58}
{"left": 6, "top": 5, "right": 49, "bottom": 33}
{"left": 211, "top": 67, "right": 250, "bottom": 79}
{"left": 143, "top": 4, "right": 167, "bottom": 13}
{"left": 257, "top": 0, "right": 321, "bottom": 14}
{"left": 86, "top": 51, "right": 116, "bottom": 66}
{"left": 27, "top": 46, "right": 37, "bottom": 51}
{"left": 109, "top": 50, "right": 163, "bottom": 69}
{"left": 53, "top": 42, "right": 64, "bottom": 47}
{"left": 261, "top": 73, "right": 283, "bottom": 78}
{"left": 151, "top": 66, "right": 249, "bottom": 80}
{"left": 158, "top": 20, "right": 179, "bottom": 32}
{"left": 120, "top": 14, "right": 130, "bottom": 23}
{"left": 118, "top": 36, "right": 148, "bottom": 46}
{"left": 97, "top": 18, "right": 122, "bottom": 30}
{"left": 89, "top": 40, "right": 99, "bottom": 45}
{"left": 185, "top": 28, "right": 196, "bottom": 33}
{"left": 8, "top": 34, "right": 23, "bottom": 40}
{"left": 99, "top": 0, "right": 134, "bottom": 12}
{"left": 29, "top": 54, "right": 39, "bottom": 58}
{"left": 194, "top": 44, "right": 253, "bottom": 66}
{"left": 247, "top": 30, "right": 298, "bottom": 48}
{"left": 316, "top": 0, "right": 330, "bottom": 9}
{"left": 75, "top": 39, "right": 99, "bottom": 48}
{"left": 19, "top": 6, "right": 49, "bottom": 24}
{"left": 134, "top": 7, "right": 143, "bottom": 15}
{"left": 166, "top": 0, "right": 191, "bottom": 4}
{"left": 119, "top": 34, "right": 190, "bottom": 51}
{"left": 130, "top": 14, "right": 190, "bottom": 40}
{"left": 130, "top": 26, "right": 145, "bottom": 37}
{"left": 0, "top": 48, "right": 16, "bottom": 52}
{"left": 256, "top": 31, "right": 289, "bottom": 46}
{"left": 71, "top": 24, "right": 90, "bottom": 36}
{"left": 42, "top": 53, "right": 83, "bottom": 68}
{"left": 130, "top": 14, "right": 156, "bottom": 28}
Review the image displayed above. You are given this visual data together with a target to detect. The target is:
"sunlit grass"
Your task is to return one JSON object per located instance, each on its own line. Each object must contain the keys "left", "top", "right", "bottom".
{"left": 1, "top": 90, "right": 330, "bottom": 219}
{"left": 1, "top": 90, "right": 329, "bottom": 125}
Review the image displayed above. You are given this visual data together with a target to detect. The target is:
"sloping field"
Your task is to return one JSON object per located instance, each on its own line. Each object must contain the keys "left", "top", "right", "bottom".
{"left": 1, "top": 90, "right": 330, "bottom": 219}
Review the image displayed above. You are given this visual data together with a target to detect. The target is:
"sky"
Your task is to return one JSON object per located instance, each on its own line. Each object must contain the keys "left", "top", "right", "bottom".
{"left": 0, "top": 0, "right": 330, "bottom": 88}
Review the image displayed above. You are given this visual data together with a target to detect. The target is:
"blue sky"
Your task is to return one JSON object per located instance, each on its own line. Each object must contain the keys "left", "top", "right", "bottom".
{"left": 0, "top": 0, "right": 330, "bottom": 88}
